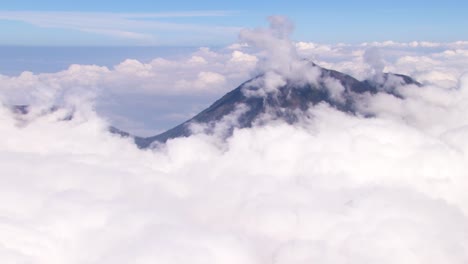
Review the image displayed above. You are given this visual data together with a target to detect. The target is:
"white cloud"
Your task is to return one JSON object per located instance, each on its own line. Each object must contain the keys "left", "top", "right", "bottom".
{"left": 188, "top": 56, "right": 208, "bottom": 65}
{"left": 322, "top": 77, "right": 346, "bottom": 103}
{"left": 2, "top": 17, "right": 468, "bottom": 262}
{"left": 175, "top": 71, "right": 226, "bottom": 91}
{"left": 229, "top": 51, "right": 258, "bottom": 63}
{"left": 114, "top": 59, "right": 153, "bottom": 77}
{"left": 2, "top": 18, "right": 468, "bottom": 135}
{"left": 0, "top": 46, "right": 259, "bottom": 135}
{"left": 238, "top": 16, "right": 322, "bottom": 96}
{"left": 0, "top": 47, "right": 257, "bottom": 101}
{"left": 2, "top": 76, "right": 468, "bottom": 262}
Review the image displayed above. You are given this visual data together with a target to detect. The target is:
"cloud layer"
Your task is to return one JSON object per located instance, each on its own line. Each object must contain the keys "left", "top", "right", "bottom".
{"left": 2, "top": 77, "right": 468, "bottom": 262}
{"left": 1, "top": 18, "right": 468, "bottom": 263}
{"left": 2, "top": 37, "right": 467, "bottom": 134}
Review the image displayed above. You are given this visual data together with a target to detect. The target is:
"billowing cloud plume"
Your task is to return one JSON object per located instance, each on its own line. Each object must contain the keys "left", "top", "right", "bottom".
{"left": 239, "top": 16, "right": 321, "bottom": 96}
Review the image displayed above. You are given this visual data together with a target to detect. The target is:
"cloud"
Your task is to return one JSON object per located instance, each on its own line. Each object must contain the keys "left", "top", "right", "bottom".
{"left": 239, "top": 16, "right": 322, "bottom": 97}
{"left": 0, "top": 47, "right": 257, "bottom": 100}
{"left": 0, "top": 46, "right": 260, "bottom": 135}
{"left": 2, "top": 69, "right": 468, "bottom": 262}
{"left": 2, "top": 15, "right": 468, "bottom": 263}
{"left": 2, "top": 17, "right": 468, "bottom": 135}
{"left": 239, "top": 16, "right": 299, "bottom": 76}
{"left": 363, "top": 47, "right": 385, "bottom": 74}
{"left": 291, "top": 40, "right": 468, "bottom": 89}
{"left": 175, "top": 71, "right": 226, "bottom": 91}
{"left": 229, "top": 51, "right": 258, "bottom": 63}
{"left": 0, "top": 11, "right": 240, "bottom": 44}
{"left": 79, "top": 28, "right": 155, "bottom": 42}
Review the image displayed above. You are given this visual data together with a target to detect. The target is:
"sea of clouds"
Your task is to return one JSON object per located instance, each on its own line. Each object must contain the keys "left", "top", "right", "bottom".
{"left": 1, "top": 17, "right": 468, "bottom": 263}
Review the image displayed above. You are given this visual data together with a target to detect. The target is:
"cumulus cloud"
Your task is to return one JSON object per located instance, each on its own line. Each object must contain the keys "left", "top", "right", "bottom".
{"left": 2, "top": 72, "right": 468, "bottom": 262}
{"left": 1, "top": 17, "right": 468, "bottom": 263}
{"left": 0, "top": 46, "right": 259, "bottom": 134}
{"left": 175, "top": 71, "right": 226, "bottom": 91}
{"left": 229, "top": 51, "right": 258, "bottom": 63}
{"left": 2, "top": 32, "right": 467, "bottom": 135}
{"left": 0, "top": 46, "right": 257, "bottom": 103}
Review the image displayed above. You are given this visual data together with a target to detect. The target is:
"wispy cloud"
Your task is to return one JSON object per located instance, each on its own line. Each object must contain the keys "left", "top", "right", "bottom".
{"left": 0, "top": 11, "right": 241, "bottom": 44}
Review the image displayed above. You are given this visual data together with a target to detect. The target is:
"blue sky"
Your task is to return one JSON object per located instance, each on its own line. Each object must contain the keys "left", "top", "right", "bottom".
{"left": 0, "top": 0, "right": 467, "bottom": 46}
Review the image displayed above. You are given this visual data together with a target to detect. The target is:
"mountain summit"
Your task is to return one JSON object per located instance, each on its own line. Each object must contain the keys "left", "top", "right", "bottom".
{"left": 135, "top": 63, "right": 420, "bottom": 148}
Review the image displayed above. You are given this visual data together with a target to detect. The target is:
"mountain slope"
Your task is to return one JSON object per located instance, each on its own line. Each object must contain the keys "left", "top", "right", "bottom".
{"left": 136, "top": 64, "right": 420, "bottom": 148}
